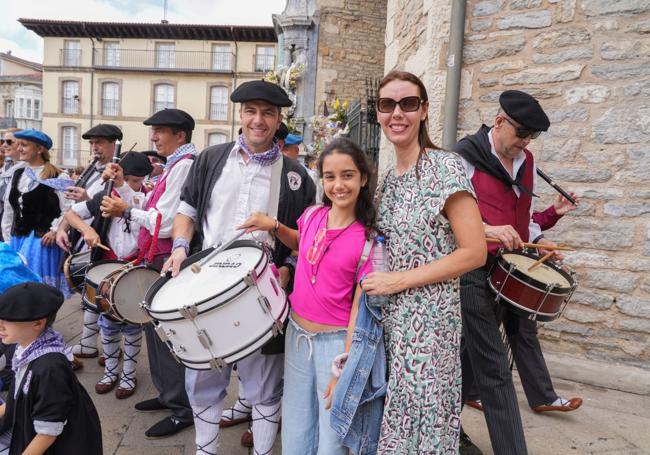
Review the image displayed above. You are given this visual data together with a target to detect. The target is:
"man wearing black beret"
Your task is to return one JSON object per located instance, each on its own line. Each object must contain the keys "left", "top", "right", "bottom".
{"left": 454, "top": 90, "right": 581, "bottom": 454}
{"left": 164, "top": 79, "right": 315, "bottom": 454}
{"left": 99, "top": 108, "right": 197, "bottom": 437}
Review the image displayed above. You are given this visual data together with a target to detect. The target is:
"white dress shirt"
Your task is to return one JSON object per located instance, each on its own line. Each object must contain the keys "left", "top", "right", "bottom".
{"left": 178, "top": 143, "right": 273, "bottom": 250}
{"left": 460, "top": 129, "right": 542, "bottom": 241}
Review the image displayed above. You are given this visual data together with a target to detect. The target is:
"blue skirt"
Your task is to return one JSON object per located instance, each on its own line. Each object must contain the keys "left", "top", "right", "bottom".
{"left": 10, "top": 232, "right": 70, "bottom": 298}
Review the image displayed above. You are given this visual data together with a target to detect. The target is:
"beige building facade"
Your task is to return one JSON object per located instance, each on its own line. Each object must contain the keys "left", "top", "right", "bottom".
{"left": 381, "top": 0, "right": 650, "bottom": 378}
{"left": 20, "top": 19, "right": 278, "bottom": 167}
{"left": 0, "top": 52, "right": 43, "bottom": 131}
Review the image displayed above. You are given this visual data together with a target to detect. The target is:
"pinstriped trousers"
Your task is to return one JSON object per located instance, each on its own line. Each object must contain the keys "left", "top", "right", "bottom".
{"left": 460, "top": 268, "right": 528, "bottom": 455}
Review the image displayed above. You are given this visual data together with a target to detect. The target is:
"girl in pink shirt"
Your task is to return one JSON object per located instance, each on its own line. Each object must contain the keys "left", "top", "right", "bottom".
{"left": 240, "top": 137, "right": 375, "bottom": 454}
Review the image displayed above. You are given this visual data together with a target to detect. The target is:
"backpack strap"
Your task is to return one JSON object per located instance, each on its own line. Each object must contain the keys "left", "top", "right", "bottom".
{"left": 355, "top": 237, "right": 374, "bottom": 284}
{"left": 302, "top": 204, "right": 323, "bottom": 226}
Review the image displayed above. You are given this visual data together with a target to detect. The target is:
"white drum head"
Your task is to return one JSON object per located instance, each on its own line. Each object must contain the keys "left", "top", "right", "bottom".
{"left": 151, "top": 245, "right": 264, "bottom": 312}
{"left": 113, "top": 267, "right": 159, "bottom": 324}
{"left": 502, "top": 253, "right": 571, "bottom": 288}
{"left": 86, "top": 262, "right": 125, "bottom": 287}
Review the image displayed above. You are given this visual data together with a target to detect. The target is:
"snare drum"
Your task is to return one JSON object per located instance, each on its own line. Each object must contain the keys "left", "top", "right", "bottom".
{"left": 100, "top": 265, "right": 159, "bottom": 324}
{"left": 488, "top": 249, "right": 577, "bottom": 321}
{"left": 63, "top": 251, "right": 91, "bottom": 293}
{"left": 83, "top": 260, "right": 127, "bottom": 314}
{"left": 144, "top": 240, "right": 288, "bottom": 370}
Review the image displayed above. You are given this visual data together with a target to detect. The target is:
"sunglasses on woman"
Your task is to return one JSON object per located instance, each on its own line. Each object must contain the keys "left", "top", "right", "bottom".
{"left": 377, "top": 96, "right": 423, "bottom": 113}
{"left": 0, "top": 139, "right": 14, "bottom": 146}
{"left": 502, "top": 117, "right": 542, "bottom": 140}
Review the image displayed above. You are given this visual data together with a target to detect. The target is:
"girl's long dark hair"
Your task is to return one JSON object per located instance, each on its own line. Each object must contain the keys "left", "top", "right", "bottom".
{"left": 378, "top": 70, "right": 441, "bottom": 179}
{"left": 317, "top": 137, "right": 377, "bottom": 239}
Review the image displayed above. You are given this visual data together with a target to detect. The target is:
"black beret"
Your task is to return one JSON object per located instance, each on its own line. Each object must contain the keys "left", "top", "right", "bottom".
{"left": 143, "top": 109, "right": 195, "bottom": 131}
{"left": 231, "top": 80, "right": 292, "bottom": 107}
{"left": 82, "top": 123, "right": 123, "bottom": 141}
{"left": 499, "top": 90, "right": 550, "bottom": 132}
{"left": 141, "top": 150, "right": 167, "bottom": 164}
{"left": 120, "top": 151, "right": 154, "bottom": 177}
{"left": 0, "top": 282, "right": 64, "bottom": 322}
{"left": 275, "top": 122, "right": 289, "bottom": 140}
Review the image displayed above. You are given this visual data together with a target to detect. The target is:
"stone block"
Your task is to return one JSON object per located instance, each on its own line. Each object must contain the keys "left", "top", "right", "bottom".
{"left": 572, "top": 187, "right": 624, "bottom": 201}
{"left": 496, "top": 11, "right": 552, "bottom": 30}
{"left": 603, "top": 202, "right": 650, "bottom": 217}
{"left": 532, "top": 28, "right": 590, "bottom": 49}
{"left": 593, "top": 19, "right": 619, "bottom": 31}
{"left": 542, "top": 321, "right": 593, "bottom": 336}
{"left": 601, "top": 39, "right": 650, "bottom": 60}
{"left": 545, "top": 124, "right": 588, "bottom": 137}
{"left": 473, "top": 0, "right": 505, "bottom": 17}
{"left": 509, "top": 0, "right": 541, "bottom": 9}
{"left": 537, "top": 138, "right": 581, "bottom": 161}
{"left": 592, "top": 62, "right": 650, "bottom": 80}
{"left": 478, "top": 78, "right": 498, "bottom": 87}
{"left": 624, "top": 79, "right": 650, "bottom": 97}
{"left": 561, "top": 306, "right": 609, "bottom": 324}
{"left": 532, "top": 47, "right": 593, "bottom": 64}
{"left": 522, "top": 87, "right": 563, "bottom": 99}
{"left": 583, "top": 270, "right": 640, "bottom": 293}
{"left": 565, "top": 251, "right": 650, "bottom": 273}
{"left": 582, "top": 0, "right": 650, "bottom": 17}
{"left": 627, "top": 18, "right": 650, "bottom": 34}
{"left": 592, "top": 103, "right": 650, "bottom": 144}
{"left": 545, "top": 167, "right": 611, "bottom": 183}
{"left": 464, "top": 36, "right": 526, "bottom": 64}
{"left": 479, "top": 60, "right": 525, "bottom": 73}
{"left": 501, "top": 64, "right": 583, "bottom": 85}
{"left": 579, "top": 148, "right": 626, "bottom": 167}
{"left": 471, "top": 17, "right": 492, "bottom": 32}
{"left": 554, "top": 0, "right": 577, "bottom": 23}
{"left": 546, "top": 106, "right": 589, "bottom": 122}
{"left": 618, "top": 317, "right": 650, "bottom": 334}
{"left": 565, "top": 84, "right": 610, "bottom": 104}
{"left": 551, "top": 218, "right": 635, "bottom": 250}
{"left": 616, "top": 295, "right": 650, "bottom": 318}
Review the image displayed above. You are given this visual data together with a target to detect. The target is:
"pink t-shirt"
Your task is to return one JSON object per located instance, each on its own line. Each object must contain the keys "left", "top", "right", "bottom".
{"left": 289, "top": 206, "right": 373, "bottom": 327}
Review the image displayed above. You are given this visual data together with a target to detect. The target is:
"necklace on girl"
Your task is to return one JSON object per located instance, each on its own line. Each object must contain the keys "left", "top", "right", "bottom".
{"left": 306, "top": 211, "right": 356, "bottom": 284}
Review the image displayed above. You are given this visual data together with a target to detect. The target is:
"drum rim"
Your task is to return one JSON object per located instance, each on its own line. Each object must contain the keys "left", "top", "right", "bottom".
{"left": 85, "top": 259, "right": 128, "bottom": 288}
{"left": 168, "top": 298, "right": 289, "bottom": 369}
{"left": 108, "top": 264, "right": 159, "bottom": 323}
{"left": 487, "top": 279, "right": 561, "bottom": 321}
{"left": 495, "top": 249, "right": 575, "bottom": 294}
{"left": 144, "top": 240, "right": 268, "bottom": 314}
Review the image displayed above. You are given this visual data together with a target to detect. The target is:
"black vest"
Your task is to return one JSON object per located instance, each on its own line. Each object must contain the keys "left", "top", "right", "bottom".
{"left": 9, "top": 168, "right": 61, "bottom": 238}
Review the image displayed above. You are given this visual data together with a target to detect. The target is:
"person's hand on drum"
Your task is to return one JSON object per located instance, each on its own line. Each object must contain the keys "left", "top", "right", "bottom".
{"left": 536, "top": 238, "right": 564, "bottom": 261}
{"left": 238, "top": 212, "right": 275, "bottom": 233}
{"left": 55, "top": 227, "right": 71, "bottom": 252}
{"left": 100, "top": 195, "right": 128, "bottom": 218}
{"left": 553, "top": 192, "right": 579, "bottom": 216}
{"left": 485, "top": 224, "right": 524, "bottom": 250}
{"left": 162, "top": 247, "right": 187, "bottom": 278}
{"left": 361, "top": 271, "right": 406, "bottom": 295}
{"left": 82, "top": 227, "right": 101, "bottom": 249}
{"left": 277, "top": 266, "right": 291, "bottom": 289}
{"left": 102, "top": 163, "right": 125, "bottom": 188}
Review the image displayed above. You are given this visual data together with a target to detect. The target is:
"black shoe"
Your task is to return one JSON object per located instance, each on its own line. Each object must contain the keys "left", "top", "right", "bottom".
{"left": 459, "top": 431, "right": 483, "bottom": 455}
{"left": 145, "top": 416, "right": 193, "bottom": 438}
{"left": 135, "top": 398, "right": 167, "bottom": 412}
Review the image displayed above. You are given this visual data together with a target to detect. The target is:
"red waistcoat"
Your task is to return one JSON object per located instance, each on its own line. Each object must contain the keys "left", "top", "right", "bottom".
{"left": 471, "top": 149, "right": 534, "bottom": 255}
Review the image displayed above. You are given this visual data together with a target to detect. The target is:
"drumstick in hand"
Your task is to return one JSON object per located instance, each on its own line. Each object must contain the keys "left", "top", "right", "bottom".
{"left": 528, "top": 251, "right": 554, "bottom": 271}
{"left": 95, "top": 242, "right": 111, "bottom": 252}
{"left": 486, "top": 238, "right": 574, "bottom": 251}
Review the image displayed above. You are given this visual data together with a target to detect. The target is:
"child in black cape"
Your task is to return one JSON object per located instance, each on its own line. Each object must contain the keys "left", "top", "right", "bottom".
{"left": 0, "top": 282, "right": 102, "bottom": 454}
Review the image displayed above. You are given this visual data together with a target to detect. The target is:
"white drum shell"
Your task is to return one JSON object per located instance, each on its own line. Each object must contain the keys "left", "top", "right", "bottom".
{"left": 146, "top": 242, "right": 287, "bottom": 369}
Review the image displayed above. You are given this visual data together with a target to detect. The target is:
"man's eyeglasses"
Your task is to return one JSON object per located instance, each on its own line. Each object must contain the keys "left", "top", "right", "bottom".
{"left": 377, "top": 96, "right": 423, "bottom": 113}
{"left": 502, "top": 117, "right": 542, "bottom": 140}
{"left": 0, "top": 139, "right": 14, "bottom": 146}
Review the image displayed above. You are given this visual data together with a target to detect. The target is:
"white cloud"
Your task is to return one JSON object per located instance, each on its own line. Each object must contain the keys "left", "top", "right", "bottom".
{"left": 1, "top": 0, "right": 286, "bottom": 63}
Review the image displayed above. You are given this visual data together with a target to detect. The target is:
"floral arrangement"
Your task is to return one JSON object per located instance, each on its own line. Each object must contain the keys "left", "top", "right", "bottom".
{"left": 264, "top": 61, "right": 305, "bottom": 124}
{"left": 308, "top": 97, "right": 350, "bottom": 154}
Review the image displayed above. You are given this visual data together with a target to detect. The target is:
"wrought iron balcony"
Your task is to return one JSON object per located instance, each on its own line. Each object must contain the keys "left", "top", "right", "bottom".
{"left": 60, "top": 49, "right": 81, "bottom": 67}
{"left": 253, "top": 54, "right": 275, "bottom": 73}
{"left": 91, "top": 48, "right": 235, "bottom": 72}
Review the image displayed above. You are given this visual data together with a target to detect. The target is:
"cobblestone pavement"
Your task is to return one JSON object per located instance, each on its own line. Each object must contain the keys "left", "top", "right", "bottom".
{"left": 54, "top": 300, "right": 650, "bottom": 455}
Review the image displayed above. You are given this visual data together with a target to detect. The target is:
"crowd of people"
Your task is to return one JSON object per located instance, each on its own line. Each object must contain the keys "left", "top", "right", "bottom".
{"left": 0, "top": 71, "right": 582, "bottom": 455}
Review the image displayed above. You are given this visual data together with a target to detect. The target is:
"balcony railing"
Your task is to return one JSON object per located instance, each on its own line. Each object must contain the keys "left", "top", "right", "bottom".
{"left": 92, "top": 49, "right": 235, "bottom": 72}
{"left": 209, "top": 103, "right": 228, "bottom": 121}
{"left": 253, "top": 54, "right": 275, "bottom": 73}
{"left": 101, "top": 99, "right": 119, "bottom": 116}
{"left": 62, "top": 98, "right": 79, "bottom": 114}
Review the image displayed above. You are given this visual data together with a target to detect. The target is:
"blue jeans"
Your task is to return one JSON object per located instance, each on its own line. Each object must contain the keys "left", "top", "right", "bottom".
{"left": 282, "top": 316, "right": 349, "bottom": 455}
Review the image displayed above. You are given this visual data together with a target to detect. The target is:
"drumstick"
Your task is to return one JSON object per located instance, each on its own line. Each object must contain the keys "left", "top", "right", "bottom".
{"left": 95, "top": 242, "right": 111, "bottom": 252}
{"left": 486, "top": 237, "right": 574, "bottom": 251}
{"left": 190, "top": 230, "right": 246, "bottom": 274}
{"left": 527, "top": 251, "right": 554, "bottom": 271}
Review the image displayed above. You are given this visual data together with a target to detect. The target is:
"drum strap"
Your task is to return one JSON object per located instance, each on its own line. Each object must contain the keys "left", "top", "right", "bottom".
{"left": 267, "top": 156, "right": 283, "bottom": 220}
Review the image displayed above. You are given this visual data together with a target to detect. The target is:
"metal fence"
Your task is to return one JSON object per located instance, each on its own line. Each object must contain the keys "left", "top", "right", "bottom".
{"left": 345, "top": 79, "right": 381, "bottom": 168}
{"left": 90, "top": 48, "right": 235, "bottom": 72}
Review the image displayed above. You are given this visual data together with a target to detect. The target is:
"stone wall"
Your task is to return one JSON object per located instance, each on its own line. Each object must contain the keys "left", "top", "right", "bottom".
{"left": 314, "top": 0, "right": 387, "bottom": 110}
{"left": 382, "top": 0, "right": 650, "bottom": 370}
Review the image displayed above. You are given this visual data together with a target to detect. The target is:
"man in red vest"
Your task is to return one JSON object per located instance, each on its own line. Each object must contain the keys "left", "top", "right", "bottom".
{"left": 454, "top": 90, "right": 582, "bottom": 455}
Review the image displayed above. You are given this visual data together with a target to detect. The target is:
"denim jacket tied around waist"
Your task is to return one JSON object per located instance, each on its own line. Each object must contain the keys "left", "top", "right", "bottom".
{"left": 330, "top": 292, "right": 387, "bottom": 455}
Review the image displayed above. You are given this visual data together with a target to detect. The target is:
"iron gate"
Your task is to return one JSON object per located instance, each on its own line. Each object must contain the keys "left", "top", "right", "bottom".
{"left": 346, "top": 79, "right": 381, "bottom": 168}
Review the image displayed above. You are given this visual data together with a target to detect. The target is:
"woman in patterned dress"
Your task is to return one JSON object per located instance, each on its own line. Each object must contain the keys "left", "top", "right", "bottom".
{"left": 361, "top": 70, "right": 487, "bottom": 454}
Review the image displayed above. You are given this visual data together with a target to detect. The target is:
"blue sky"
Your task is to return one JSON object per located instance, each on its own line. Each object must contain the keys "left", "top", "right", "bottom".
{"left": 1, "top": 0, "right": 286, "bottom": 63}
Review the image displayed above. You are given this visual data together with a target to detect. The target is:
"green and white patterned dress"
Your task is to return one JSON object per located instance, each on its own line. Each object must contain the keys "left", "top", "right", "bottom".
{"left": 376, "top": 149, "right": 475, "bottom": 454}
